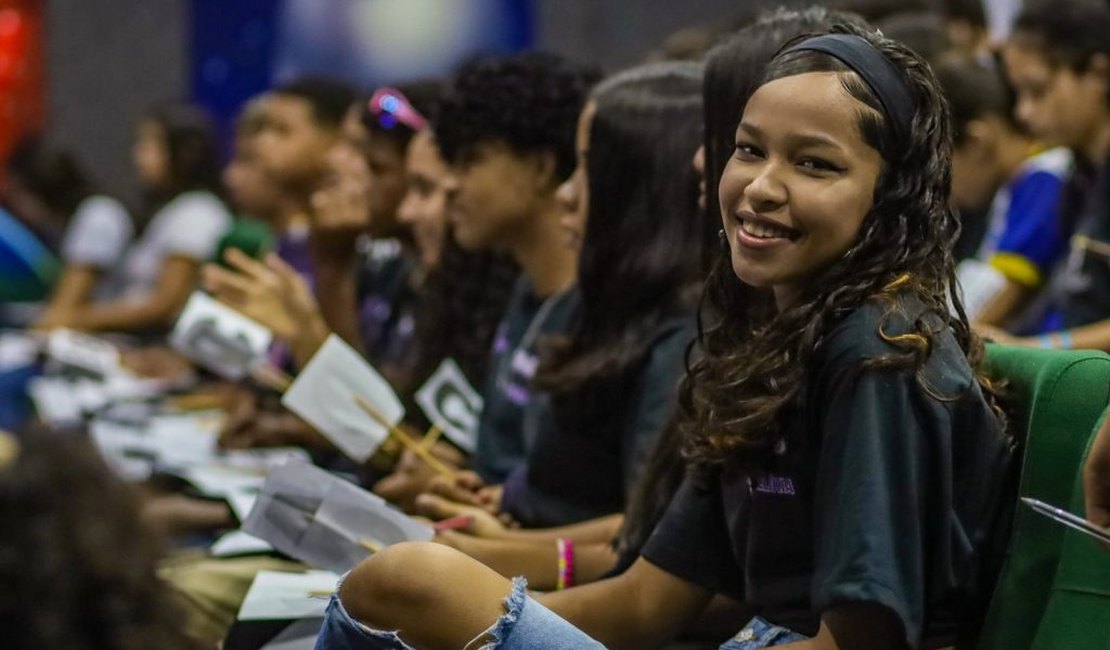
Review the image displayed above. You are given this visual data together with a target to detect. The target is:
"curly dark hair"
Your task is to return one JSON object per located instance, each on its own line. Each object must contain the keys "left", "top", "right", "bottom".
{"left": 682, "top": 21, "right": 998, "bottom": 473}
{"left": 274, "top": 76, "right": 357, "bottom": 130}
{"left": 435, "top": 52, "right": 600, "bottom": 183}
{"left": 534, "top": 62, "right": 705, "bottom": 413}
{"left": 0, "top": 430, "right": 199, "bottom": 650}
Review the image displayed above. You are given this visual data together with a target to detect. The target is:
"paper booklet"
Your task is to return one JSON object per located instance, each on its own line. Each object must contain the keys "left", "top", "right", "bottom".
{"left": 281, "top": 334, "right": 405, "bottom": 462}
{"left": 415, "top": 358, "right": 483, "bottom": 453}
{"left": 242, "top": 460, "right": 433, "bottom": 574}
{"left": 170, "top": 291, "right": 273, "bottom": 380}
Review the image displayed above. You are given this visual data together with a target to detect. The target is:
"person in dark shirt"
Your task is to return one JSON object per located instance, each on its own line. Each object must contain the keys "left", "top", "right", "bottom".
{"left": 317, "top": 22, "right": 1013, "bottom": 650}
{"left": 983, "top": 0, "right": 1110, "bottom": 349}
{"left": 428, "top": 52, "right": 598, "bottom": 484}
{"left": 423, "top": 61, "right": 705, "bottom": 532}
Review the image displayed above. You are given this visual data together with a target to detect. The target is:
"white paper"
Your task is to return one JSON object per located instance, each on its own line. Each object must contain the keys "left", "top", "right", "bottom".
{"left": 170, "top": 291, "right": 272, "bottom": 380}
{"left": 211, "top": 530, "right": 273, "bottom": 557}
{"left": 243, "top": 460, "right": 432, "bottom": 573}
{"left": 226, "top": 489, "right": 260, "bottom": 522}
{"left": 414, "top": 358, "right": 483, "bottom": 453}
{"left": 28, "top": 376, "right": 84, "bottom": 426}
{"left": 46, "top": 328, "right": 121, "bottom": 377}
{"left": 0, "top": 331, "right": 41, "bottom": 370}
{"left": 281, "top": 334, "right": 404, "bottom": 462}
{"left": 237, "top": 570, "right": 339, "bottom": 621}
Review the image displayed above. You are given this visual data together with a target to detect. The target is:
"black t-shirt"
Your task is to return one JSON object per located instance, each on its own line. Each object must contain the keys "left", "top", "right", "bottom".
{"left": 473, "top": 278, "right": 578, "bottom": 483}
{"left": 642, "top": 296, "right": 1014, "bottom": 648}
{"left": 1049, "top": 158, "right": 1110, "bottom": 329}
{"left": 499, "top": 316, "right": 695, "bottom": 527}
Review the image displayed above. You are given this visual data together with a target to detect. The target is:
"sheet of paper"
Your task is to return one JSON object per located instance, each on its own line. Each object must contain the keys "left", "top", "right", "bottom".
{"left": 243, "top": 460, "right": 432, "bottom": 573}
{"left": 237, "top": 570, "right": 339, "bottom": 621}
{"left": 0, "top": 331, "right": 41, "bottom": 370}
{"left": 414, "top": 358, "right": 483, "bottom": 453}
{"left": 170, "top": 291, "right": 272, "bottom": 380}
{"left": 281, "top": 334, "right": 404, "bottom": 462}
{"left": 46, "top": 328, "right": 121, "bottom": 377}
{"left": 28, "top": 376, "right": 84, "bottom": 426}
{"left": 210, "top": 530, "right": 273, "bottom": 557}
{"left": 226, "top": 488, "right": 259, "bottom": 522}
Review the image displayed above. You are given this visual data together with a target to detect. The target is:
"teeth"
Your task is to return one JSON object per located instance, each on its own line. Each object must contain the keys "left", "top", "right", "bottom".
{"left": 740, "top": 218, "right": 791, "bottom": 240}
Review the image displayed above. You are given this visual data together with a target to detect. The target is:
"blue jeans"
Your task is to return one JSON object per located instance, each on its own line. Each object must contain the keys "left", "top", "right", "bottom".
{"left": 314, "top": 577, "right": 606, "bottom": 649}
{"left": 718, "top": 617, "right": 807, "bottom": 649}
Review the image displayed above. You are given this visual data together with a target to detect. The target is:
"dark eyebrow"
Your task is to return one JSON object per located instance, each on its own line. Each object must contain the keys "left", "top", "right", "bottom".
{"left": 737, "top": 121, "right": 845, "bottom": 151}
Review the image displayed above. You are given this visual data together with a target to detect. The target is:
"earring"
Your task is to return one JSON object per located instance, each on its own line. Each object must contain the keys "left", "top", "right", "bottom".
{"left": 718, "top": 228, "right": 729, "bottom": 252}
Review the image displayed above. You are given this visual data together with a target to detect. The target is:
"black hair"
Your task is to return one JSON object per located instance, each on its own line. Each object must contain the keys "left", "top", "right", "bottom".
{"left": 0, "top": 430, "right": 199, "bottom": 650}
{"left": 401, "top": 238, "right": 520, "bottom": 415}
{"left": 435, "top": 52, "right": 600, "bottom": 183}
{"left": 5, "top": 136, "right": 96, "bottom": 218}
{"left": 141, "top": 103, "right": 223, "bottom": 202}
{"left": 831, "top": 0, "right": 931, "bottom": 23}
{"left": 1012, "top": 0, "right": 1110, "bottom": 73}
{"left": 360, "top": 80, "right": 443, "bottom": 158}
{"left": 940, "top": 0, "right": 986, "bottom": 28}
{"left": 535, "top": 61, "right": 705, "bottom": 411}
{"left": 935, "top": 55, "right": 1018, "bottom": 144}
{"left": 273, "top": 76, "right": 357, "bottom": 130}
{"left": 877, "top": 10, "right": 952, "bottom": 64}
{"left": 684, "top": 21, "right": 999, "bottom": 472}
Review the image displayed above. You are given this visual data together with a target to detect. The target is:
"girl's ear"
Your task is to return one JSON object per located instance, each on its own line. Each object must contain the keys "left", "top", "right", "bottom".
{"left": 528, "top": 151, "right": 560, "bottom": 192}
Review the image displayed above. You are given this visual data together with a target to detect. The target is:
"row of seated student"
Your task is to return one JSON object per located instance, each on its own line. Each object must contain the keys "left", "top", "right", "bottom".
{"left": 3, "top": 0, "right": 1110, "bottom": 649}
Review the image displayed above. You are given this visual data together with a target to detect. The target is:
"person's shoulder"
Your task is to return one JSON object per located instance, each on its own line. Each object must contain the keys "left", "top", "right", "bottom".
{"left": 820, "top": 292, "right": 974, "bottom": 391}
{"left": 1017, "top": 147, "right": 1073, "bottom": 181}
{"left": 158, "top": 190, "right": 232, "bottom": 223}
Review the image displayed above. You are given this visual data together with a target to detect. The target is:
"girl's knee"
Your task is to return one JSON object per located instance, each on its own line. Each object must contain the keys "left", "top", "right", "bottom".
{"left": 338, "top": 542, "right": 460, "bottom": 626}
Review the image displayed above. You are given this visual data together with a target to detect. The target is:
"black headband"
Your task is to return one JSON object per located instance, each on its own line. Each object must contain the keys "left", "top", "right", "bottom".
{"left": 782, "top": 34, "right": 914, "bottom": 145}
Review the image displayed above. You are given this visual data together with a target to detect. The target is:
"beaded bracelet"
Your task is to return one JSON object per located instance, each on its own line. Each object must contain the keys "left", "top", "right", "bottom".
{"left": 555, "top": 537, "right": 575, "bottom": 590}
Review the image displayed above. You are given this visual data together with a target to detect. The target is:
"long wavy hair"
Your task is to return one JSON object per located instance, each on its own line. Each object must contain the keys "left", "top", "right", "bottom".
{"left": 533, "top": 62, "right": 706, "bottom": 424}
{"left": 613, "top": 6, "right": 864, "bottom": 569}
{"left": 0, "top": 430, "right": 199, "bottom": 650}
{"left": 682, "top": 21, "right": 999, "bottom": 474}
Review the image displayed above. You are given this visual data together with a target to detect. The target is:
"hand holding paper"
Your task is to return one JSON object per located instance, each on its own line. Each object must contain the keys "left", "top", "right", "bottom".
{"left": 281, "top": 334, "right": 405, "bottom": 462}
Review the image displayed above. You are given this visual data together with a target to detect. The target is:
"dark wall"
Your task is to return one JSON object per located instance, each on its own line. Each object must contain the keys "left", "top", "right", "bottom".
{"left": 46, "top": 0, "right": 187, "bottom": 209}
{"left": 44, "top": 0, "right": 764, "bottom": 208}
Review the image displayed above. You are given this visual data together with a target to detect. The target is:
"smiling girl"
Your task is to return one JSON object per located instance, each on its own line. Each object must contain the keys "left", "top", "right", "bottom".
{"left": 312, "top": 21, "right": 1013, "bottom": 650}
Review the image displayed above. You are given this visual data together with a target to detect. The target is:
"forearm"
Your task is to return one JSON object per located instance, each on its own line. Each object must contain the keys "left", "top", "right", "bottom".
{"left": 537, "top": 559, "right": 710, "bottom": 650}
{"left": 64, "top": 297, "right": 180, "bottom": 332}
{"left": 446, "top": 535, "right": 618, "bottom": 590}
{"left": 1022, "top": 319, "right": 1110, "bottom": 352}
{"left": 40, "top": 266, "right": 98, "bottom": 323}
{"left": 491, "top": 513, "right": 624, "bottom": 544}
{"left": 309, "top": 243, "right": 361, "bottom": 351}
{"left": 974, "top": 279, "right": 1030, "bottom": 327}
{"left": 288, "top": 310, "right": 332, "bottom": 369}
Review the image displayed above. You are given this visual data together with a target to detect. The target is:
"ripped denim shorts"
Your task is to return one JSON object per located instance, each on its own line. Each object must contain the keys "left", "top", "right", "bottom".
{"left": 313, "top": 576, "right": 606, "bottom": 650}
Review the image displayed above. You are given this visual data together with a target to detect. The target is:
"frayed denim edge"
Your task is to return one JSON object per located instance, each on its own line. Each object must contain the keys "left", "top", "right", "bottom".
{"left": 327, "top": 572, "right": 418, "bottom": 649}
{"left": 464, "top": 576, "right": 529, "bottom": 650}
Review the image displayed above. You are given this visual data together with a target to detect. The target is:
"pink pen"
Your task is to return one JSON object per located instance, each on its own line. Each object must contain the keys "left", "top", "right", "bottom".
{"left": 433, "top": 515, "right": 475, "bottom": 533}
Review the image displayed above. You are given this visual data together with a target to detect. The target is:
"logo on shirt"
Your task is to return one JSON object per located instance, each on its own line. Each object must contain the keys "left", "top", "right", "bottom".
{"left": 751, "top": 475, "right": 796, "bottom": 496}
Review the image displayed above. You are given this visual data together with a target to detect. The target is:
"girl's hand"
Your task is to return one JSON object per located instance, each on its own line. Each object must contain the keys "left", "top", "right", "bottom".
{"left": 203, "top": 249, "right": 320, "bottom": 344}
{"left": 426, "top": 470, "right": 491, "bottom": 510}
{"left": 1084, "top": 415, "right": 1110, "bottom": 543}
{"left": 414, "top": 492, "right": 508, "bottom": 538}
